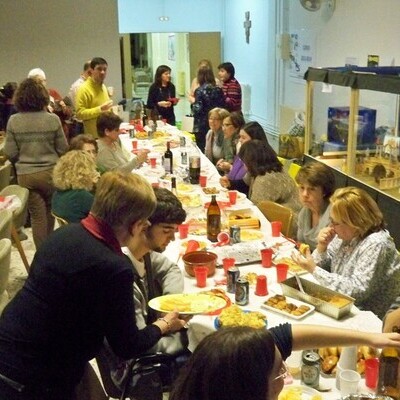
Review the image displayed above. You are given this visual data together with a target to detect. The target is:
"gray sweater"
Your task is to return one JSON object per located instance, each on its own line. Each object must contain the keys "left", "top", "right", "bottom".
{"left": 4, "top": 111, "right": 68, "bottom": 175}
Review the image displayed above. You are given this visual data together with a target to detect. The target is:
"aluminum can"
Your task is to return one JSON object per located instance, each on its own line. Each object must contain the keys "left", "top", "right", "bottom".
{"left": 181, "top": 152, "right": 187, "bottom": 165}
{"left": 301, "top": 350, "right": 320, "bottom": 388}
{"left": 180, "top": 136, "right": 186, "bottom": 147}
{"left": 235, "top": 278, "right": 249, "bottom": 306}
{"left": 229, "top": 225, "right": 241, "bottom": 244}
{"left": 129, "top": 129, "right": 135, "bottom": 138}
{"left": 227, "top": 266, "right": 240, "bottom": 294}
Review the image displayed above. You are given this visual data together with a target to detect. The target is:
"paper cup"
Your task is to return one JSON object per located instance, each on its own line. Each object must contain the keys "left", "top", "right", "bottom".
{"left": 339, "top": 369, "right": 361, "bottom": 397}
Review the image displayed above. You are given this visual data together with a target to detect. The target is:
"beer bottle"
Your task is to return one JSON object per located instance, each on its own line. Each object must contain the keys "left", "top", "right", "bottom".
{"left": 377, "top": 326, "right": 400, "bottom": 400}
{"left": 207, "top": 195, "right": 221, "bottom": 242}
{"left": 171, "top": 176, "right": 178, "bottom": 196}
{"left": 163, "top": 141, "right": 173, "bottom": 174}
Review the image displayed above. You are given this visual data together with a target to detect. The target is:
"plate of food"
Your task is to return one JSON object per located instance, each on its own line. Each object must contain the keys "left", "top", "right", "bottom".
{"left": 202, "top": 187, "right": 221, "bottom": 196}
{"left": 240, "top": 229, "right": 265, "bottom": 242}
{"left": 180, "top": 239, "right": 209, "bottom": 251}
{"left": 177, "top": 183, "right": 194, "bottom": 193}
{"left": 149, "top": 293, "right": 228, "bottom": 315}
{"left": 214, "top": 305, "right": 267, "bottom": 329}
{"left": 278, "top": 385, "right": 322, "bottom": 400}
{"left": 273, "top": 257, "right": 308, "bottom": 275}
{"left": 261, "top": 294, "right": 314, "bottom": 320}
{"left": 204, "top": 200, "right": 232, "bottom": 210}
{"left": 178, "top": 194, "right": 202, "bottom": 208}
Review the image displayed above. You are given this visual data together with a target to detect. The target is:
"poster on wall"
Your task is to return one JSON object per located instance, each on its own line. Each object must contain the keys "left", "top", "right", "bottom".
{"left": 168, "top": 34, "right": 175, "bottom": 61}
{"left": 289, "top": 29, "right": 316, "bottom": 82}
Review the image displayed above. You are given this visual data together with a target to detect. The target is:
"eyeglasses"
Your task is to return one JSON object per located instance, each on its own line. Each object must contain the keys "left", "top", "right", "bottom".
{"left": 273, "top": 361, "right": 289, "bottom": 381}
{"left": 222, "top": 123, "right": 233, "bottom": 127}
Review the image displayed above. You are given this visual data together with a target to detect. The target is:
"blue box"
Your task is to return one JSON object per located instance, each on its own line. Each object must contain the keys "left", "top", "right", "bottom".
{"left": 327, "top": 106, "right": 377, "bottom": 145}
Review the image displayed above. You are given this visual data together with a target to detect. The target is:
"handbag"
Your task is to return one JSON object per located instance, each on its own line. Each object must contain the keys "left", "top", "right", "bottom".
{"left": 279, "top": 135, "right": 304, "bottom": 159}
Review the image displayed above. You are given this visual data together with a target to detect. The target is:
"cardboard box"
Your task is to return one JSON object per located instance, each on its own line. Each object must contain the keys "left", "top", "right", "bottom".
{"left": 328, "top": 106, "right": 377, "bottom": 145}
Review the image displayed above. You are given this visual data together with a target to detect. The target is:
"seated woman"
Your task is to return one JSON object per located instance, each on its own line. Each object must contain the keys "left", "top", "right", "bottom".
{"left": 215, "top": 111, "right": 245, "bottom": 174}
{"left": 52, "top": 150, "right": 100, "bottom": 223}
{"left": 238, "top": 140, "right": 301, "bottom": 215}
{"left": 204, "top": 107, "right": 230, "bottom": 164}
{"left": 96, "top": 112, "right": 148, "bottom": 173}
{"left": 170, "top": 325, "right": 400, "bottom": 400}
{"left": 220, "top": 121, "right": 269, "bottom": 195}
{"left": 295, "top": 162, "right": 336, "bottom": 250}
{"left": 293, "top": 186, "right": 400, "bottom": 319}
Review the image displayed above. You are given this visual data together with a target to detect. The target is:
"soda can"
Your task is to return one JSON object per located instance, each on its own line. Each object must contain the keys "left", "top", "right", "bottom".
{"left": 301, "top": 350, "right": 320, "bottom": 388}
{"left": 180, "top": 136, "right": 186, "bottom": 147}
{"left": 235, "top": 278, "right": 249, "bottom": 306}
{"left": 129, "top": 129, "right": 135, "bottom": 138}
{"left": 227, "top": 266, "right": 240, "bottom": 294}
{"left": 181, "top": 152, "right": 187, "bottom": 165}
{"left": 229, "top": 225, "right": 241, "bottom": 244}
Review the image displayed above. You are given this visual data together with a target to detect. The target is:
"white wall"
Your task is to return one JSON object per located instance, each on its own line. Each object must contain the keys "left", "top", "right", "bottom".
{"left": 0, "top": 0, "right": 122, "bottom": 99}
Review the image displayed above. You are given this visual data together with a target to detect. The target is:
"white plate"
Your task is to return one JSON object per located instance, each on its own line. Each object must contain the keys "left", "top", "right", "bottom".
{"left": 278, "top": 385, "right": 320, "bottom": 400}
{"left": 261, "top": 295, "right": 315, "bottom": 320}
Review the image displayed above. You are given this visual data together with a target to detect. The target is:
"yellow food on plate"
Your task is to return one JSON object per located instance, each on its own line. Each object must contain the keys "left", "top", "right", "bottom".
{"left": 150, "top": 293, "right": 227, "bottom": 314}
{"left": 240, "top": 229, "right": 264, "bottom": 242}
{"left": 202, "top": 187, "right": 220, "bottom": 195}
{"left": 181, "top": 240, "right": 208, "bottom": 250}
{"left": 177, "top": 183, "right": 194, "bottom": 193}
{"left": 177, "top": 194, "right": 201, "bottom": 207}
{"left": 218, "top": 305, "right": 267, "bottom": 329}
{"left": 274, "top": 257, "right": 307, "bottom": 275}
{"left": 299, "top": 243, "right": 310, "bottom": 255}
{"left": 135, "top": 131, "right": 148, "bottom": 139}
{"left": 279, "top": 387, "right": 322, "bottom": 400}
{"left": 243, "top": 272, "right": 258, "bottom": 285}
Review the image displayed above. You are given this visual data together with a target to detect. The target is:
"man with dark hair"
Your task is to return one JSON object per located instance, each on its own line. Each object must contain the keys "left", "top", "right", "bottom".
{"left": 104, "top": 187, "right": 189, "bottom": 393}
{"left": 218, "top": 61, "right": 242, "bottom": 112}
{"left": 76, "top": 57, "right": 113, "bottom": 137}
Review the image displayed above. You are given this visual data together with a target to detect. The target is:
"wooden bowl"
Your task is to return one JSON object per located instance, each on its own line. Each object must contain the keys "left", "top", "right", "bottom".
{"left": 182, "top": 251, "right": 217, "bottom": 277}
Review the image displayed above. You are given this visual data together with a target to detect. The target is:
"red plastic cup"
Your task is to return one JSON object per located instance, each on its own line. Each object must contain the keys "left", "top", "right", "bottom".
{"left": 228, "top": 190, "right": 238, "bottom": 205}
{"left": 185, "top": 240, "right": 200, "bottom": 253}
{"left": 132, "top": 139, "right": 138, "bottom": 150}
{"left": 149, "top": 157, "right": 157, "bottom": 168}
{"left": 217, "top": 231, "right": 230, "bottom": 245}
{"left": 365, "top": 358, "right": 379, "bottom": 389}
{"left": 222, "top": 257, "right": 236, "bottom": 275}
{"left": 194, "top": 266, "right": 208, "bottom": 288}
{"left": 162, "top": 118, "right": 167, "bottom": 125}
{"left": 260, "top": 248, "right": 273, "bottom": 268}
{"left": 276, "top": 263, "right": 289, "bottom": 283}
{"left": 151, "top": 182, "right": 160, "bottom": 188}
{"left": 255, "top": 275, "right": 268, "bottom": 296}
{"left": 178, "top": 223, "right": 189, "bottom": 239}
{"left": 199, "top": 175, "right": 207, "bottom": 187}
{"left": 271, "top": 221, "right": 282, "bottom": 237}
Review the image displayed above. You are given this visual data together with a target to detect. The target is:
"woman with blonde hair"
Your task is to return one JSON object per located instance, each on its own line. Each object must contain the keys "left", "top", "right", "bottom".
{"left": 52, "top": 150, "right": 100, "bottom": 223}
{"left": 293, "top": 186, "right": 400, "bottom": 319}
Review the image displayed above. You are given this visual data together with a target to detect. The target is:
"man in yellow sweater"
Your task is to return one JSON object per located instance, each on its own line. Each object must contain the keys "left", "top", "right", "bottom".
{"left": 76, "top": 57, "right": 113, "bottom": 137}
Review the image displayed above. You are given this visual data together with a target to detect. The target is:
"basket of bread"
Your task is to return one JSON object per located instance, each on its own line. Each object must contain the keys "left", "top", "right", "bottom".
{"left": 319, "top": 346, "right": 378, "bottom": 376}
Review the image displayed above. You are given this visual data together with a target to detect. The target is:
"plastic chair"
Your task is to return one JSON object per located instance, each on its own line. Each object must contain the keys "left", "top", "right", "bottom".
{"left": 0, "top": 185, "right": 30, "bottom": 273}
{"left": 0, "top": 163, "right": 11, "bottom": 191}
{"left": 288, "top": 162, "right": 302, "bottom": 181}
{"left": 0, "top": 238, "right": 11, "bottom": 315}
{"left": 51, "top": 212, "right": 69, "bottom": 227}
{"left": 0, "top": 209, "right": 12, "bottom": 241}
{"left": 257, "top": 200, "right": 294, "bottom": 237}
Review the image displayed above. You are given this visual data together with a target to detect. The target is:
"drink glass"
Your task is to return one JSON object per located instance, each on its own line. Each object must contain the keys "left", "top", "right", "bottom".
{"left": 339, "top": 369, "right": 361, "bottom": 397}
{"left": 189, "top": 155, "right": 201, "bottom": 184}
{"left": 365, "top": 358, "right": 379, "bottom": 389}
{"left": 228, "top": 190, "right": 238, "bottom": 205}
{"left": 271, "top": 221, "right": 282, "bottom": 237}
{"left": 178, "top": 223, "right": 189, "bottom": 239}
{"left": 260, "top": 248, "right": 273, "bottom": 267}
{"left": 132, "top": 139, "right": 138, "bottom": 150}
{"left": 199, "top": 175, "right": 207, "bottom": 187}
{"left": 194, "top": 266, "right": 208, "bottom": 288}
{"left": 255, "top": 275, "right": 268, "bottom": 296}
{"left": 222, "top": 257, "right": 235, "bottom": 275}
{"left": 276, "top": 263, "right": 289, "bottom": 282}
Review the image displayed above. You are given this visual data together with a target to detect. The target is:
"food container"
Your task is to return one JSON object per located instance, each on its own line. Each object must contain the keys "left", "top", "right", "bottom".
{"left": 183, "top": 251, "right": 217, "bottom": 277}
{"left": 280, "top": 276, "right": 355, "bottom": 319}
{"left": 341, "top": 395, "right": 392, "bottom": 400}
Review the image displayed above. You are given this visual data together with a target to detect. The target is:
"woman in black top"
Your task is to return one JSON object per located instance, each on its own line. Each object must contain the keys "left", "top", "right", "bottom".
{"left": 147, "top": 65, "right": 178, "bottom": 125}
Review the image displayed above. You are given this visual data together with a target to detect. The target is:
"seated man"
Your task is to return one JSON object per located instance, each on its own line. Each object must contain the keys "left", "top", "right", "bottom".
{"left": 103, "top": 187, "right": 188, "bottom": 391}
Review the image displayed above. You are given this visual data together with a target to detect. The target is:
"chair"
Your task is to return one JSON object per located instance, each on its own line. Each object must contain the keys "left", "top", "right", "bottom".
{"left": 51, "top": 212, "right": 69, "bottom": 227}
{"left": 0, "top": 238, "right": 11, "bottom": 315}
{"left": 288, "top": 162, "right": 302, "bottom": 181}
{"left": 0, "top": 209, "right": 12, "bottom": 240}
{"left": 0, "top": 163, "right": 11, "bottom": 191}
{"left": 0, "top": 185, "right": 30, "bottom": 273}
{"left": 257, "top": 200, "right": 294, "bottom": 237}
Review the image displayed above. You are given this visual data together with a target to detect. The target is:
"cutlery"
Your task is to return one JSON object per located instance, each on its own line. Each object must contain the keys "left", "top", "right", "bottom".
{"left": 294, "top": 272, "right": 306, "bottom": 294}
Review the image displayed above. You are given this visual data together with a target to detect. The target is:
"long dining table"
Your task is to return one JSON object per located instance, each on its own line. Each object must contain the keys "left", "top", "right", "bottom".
{"left": 120, "top": 124, "right": 381, "bottom": 398}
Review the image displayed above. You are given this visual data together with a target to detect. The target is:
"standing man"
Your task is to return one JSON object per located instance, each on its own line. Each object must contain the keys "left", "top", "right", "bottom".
{"left": 76, "top": 57, "right": 113, "bottom": 137}
{"left": 218, "top": 62, "right": 242, "bottom": 113}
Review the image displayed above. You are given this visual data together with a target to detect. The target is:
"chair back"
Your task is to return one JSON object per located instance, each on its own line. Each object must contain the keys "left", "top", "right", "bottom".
{"left": 0, "top": 209, "right": 12, "bottom": 240}
{"left": 0, "top": 185, "right": 29, "bottom": 229}
{"left": 257, "top": 200, "right": 294, "bottom": 237}
{"left": 95, "top": 348, "right": 122, "bottom": 399}
{"left": 288, "top": 162, "right": 302, "bottom": 181}
{"left": 51, "top": 212, "right": 69, "bottom": 227}
{"left": 0, "top": 238, "right": 11, "bottom": 315}
{"left": 0, "top": 163, "right": 11, "bottom": 192}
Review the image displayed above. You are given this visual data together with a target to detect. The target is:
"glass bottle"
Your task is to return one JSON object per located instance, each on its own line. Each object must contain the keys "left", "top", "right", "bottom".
{"left": 207, "top": 195, "right": 221, "bottom": 242}
{"left": 377, "top": 326, "right": 400, "bottom": 400}
{"left": 163, "top": 141, "right": 173, "bottom": 174}
{"left": 171, "top": 176, "right": 178, "bottom": 196}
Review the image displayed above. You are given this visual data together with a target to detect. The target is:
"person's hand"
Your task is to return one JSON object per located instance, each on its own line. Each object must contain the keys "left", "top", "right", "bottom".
{"left": 154, "top": 311, "right": 191, "bottom": 335}
{"left": 218, "top": 161, "right": 232, "bottom": 172}
{"left": 220, "top": 175, "right": 231, "bottom": 189}
{"left": 136, "top": 149, "right": 150, "bottom": 165}
{"left": 291, "top": 248, "right": 316, "bottom": 273}
{"left": 367, "top": 331, "right": 400, "bottom": 349}
{"left": 317, "top": 226, "right": 336, "bottom": 253}
{"left": 100, "top": 100, "right": 113, "bottom": 111}
{"left": 158, "top": 101, "right": 172, "bottom": 108}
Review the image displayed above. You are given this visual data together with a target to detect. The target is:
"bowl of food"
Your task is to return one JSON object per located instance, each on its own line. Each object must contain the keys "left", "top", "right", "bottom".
{"left": 183, "top": 251, "right": 217, "bottom": 277}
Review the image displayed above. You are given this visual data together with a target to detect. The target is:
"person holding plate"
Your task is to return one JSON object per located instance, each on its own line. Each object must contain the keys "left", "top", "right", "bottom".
{"left": 170, "top": 325, "right": 400, "bottom": 400}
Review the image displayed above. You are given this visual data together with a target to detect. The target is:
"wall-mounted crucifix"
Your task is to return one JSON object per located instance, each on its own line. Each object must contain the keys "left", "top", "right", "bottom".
{"left": 244, "top": 11, "right": 252, "bottom": 44}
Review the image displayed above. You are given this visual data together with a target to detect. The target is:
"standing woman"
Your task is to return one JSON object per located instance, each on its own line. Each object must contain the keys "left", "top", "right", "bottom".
{"left": 147, "top": 65, "right": 178, "bottom": 125}
{"left": 4, "top": 78, "right": 68, "bottom": 249}
{"left": 191, "top": 67, "right": 225, "bottom": 152}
